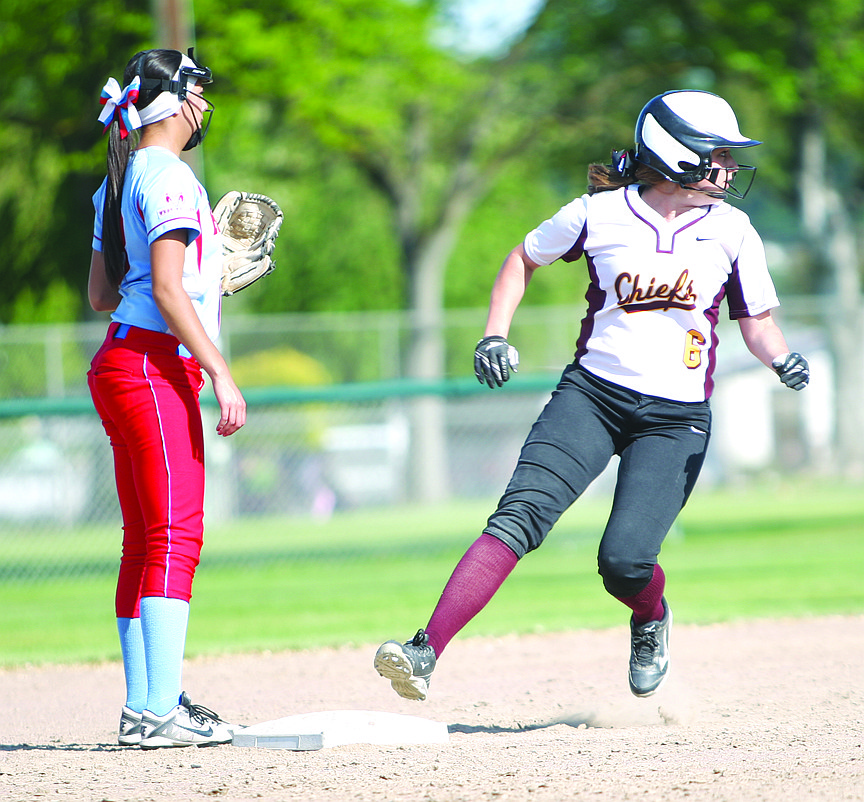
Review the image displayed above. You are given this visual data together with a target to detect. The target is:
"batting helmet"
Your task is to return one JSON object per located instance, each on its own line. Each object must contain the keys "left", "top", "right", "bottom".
{"left": 634, "top": 90, "right": 760, "bottom": 198}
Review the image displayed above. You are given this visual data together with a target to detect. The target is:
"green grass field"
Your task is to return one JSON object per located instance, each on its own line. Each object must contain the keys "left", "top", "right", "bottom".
{"left": 2, "top": 477, "right": 862, "bottom": 668}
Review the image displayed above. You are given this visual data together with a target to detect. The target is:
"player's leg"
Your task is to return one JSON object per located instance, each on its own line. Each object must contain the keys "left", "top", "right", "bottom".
{"left": 598, "top": 399, "right": 710, "bottom": 598}
{"left": 112, "top": 442, "right": 148, "bottom": 744}
{"left": 91, "top": 332, "right": 232, "bottom": 746}
{"left": 130, "top": 357, "right": 205, "bottom": 609}
{"left": 124, "top": 355, "right": 232, "bottom": 748}
{"left": 375, "top": 364, "right": 621, "bottom": 700}
{"left": 597, "top": 397, "right": 711, "bottom": 696}
{"left": 91, "top": 346, "right": 199, "bottom": 713}
{"left": 121, "top": 353, "right": 204, "bottom": 715}
{"left": 373, "top": 533, "right": 518, "bottom": 701}
{"left": 89, "top": 347, "right": 147, "bottom": 745}
{"left": 96, "top": 342, "right": 226, "bottom": 743}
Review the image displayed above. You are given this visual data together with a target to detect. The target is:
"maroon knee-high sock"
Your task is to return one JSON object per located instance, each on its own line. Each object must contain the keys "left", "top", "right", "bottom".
{"left": 616, "top": 563, "right": 666, "bottom": 624}
{"left": 425, "top": 534, "right": 518, "bottom": 658}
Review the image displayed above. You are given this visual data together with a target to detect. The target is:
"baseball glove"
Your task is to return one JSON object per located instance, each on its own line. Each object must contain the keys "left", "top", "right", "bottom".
{"left": 212, "top": 191, "right": 284, "bottom": 295}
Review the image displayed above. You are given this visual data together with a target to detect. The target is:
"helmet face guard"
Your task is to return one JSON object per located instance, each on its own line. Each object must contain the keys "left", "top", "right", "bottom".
{"left": 139, "top": 47, "right": 212, "bottom": 101}
{"left": 702, "top": 163, "right": 756, "bottom": 200}
{"left": 182, "top": 94, "right": 214, "bottom": 151}
{"left": 635, "top": 91, "right": 760, "bottom": 199}
{"left": 136, "top": 48, "right": 214, "bottom": 150}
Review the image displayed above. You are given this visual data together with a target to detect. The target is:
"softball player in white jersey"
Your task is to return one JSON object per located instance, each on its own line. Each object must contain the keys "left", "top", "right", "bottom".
{"left": 376, "top": 90, "right": 809, "bottom": 702}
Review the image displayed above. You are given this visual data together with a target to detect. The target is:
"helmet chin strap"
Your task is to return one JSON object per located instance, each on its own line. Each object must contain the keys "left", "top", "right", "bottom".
{"left": 697, "top": 187, "right": 728, "bottom": 200}
{"left": 682, "top": 167, "right": 729, "bottom": 199}
{"left": 679, "top": 180, "right": 727, "bottom": 200}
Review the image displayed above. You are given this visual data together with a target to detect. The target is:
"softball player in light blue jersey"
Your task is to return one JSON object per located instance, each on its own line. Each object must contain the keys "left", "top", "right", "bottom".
{"left": 88, "top": 48, "right": 244, "bottom": 749}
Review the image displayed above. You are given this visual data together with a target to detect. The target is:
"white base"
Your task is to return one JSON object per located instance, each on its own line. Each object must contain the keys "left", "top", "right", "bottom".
{"left": 231, "top": 709, "right": 450, "bottom": 750}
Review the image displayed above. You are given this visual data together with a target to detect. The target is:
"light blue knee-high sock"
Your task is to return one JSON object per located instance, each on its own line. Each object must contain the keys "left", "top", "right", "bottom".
{"left": 116, "top": 617, "right": 147, "bottom": 713}
{"left": 140, "top": 597, "right": 190, "bottom": 716}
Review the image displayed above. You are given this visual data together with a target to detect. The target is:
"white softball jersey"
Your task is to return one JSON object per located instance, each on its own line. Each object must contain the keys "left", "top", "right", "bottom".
{"left": 92, "top": 146, "right": 222, "bottom": 342}
{"left": 523, "top": 185, "right": 779, "bottom": 402}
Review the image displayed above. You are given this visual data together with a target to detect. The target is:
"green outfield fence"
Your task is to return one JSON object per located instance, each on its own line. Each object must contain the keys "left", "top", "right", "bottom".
{"left": 0, "top": 301, "right": 839, "bottom": 582}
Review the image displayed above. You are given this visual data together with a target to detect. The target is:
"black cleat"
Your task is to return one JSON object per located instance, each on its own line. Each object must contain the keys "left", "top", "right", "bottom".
{"left": 374, "top": 629, "right": 437, "bottom": 701}
{"left": 628, "top": 598, "right": 672, "bottom": 698}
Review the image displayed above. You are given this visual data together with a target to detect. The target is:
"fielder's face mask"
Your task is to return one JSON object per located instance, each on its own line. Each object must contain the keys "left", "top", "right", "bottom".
{"left": 138, "top": 48, "right": 214, "bottom": 150}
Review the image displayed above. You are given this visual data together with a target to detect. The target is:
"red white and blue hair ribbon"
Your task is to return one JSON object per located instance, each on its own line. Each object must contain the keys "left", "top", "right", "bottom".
{"left": 98, "top": 76, "right": 142, "bottom": 138}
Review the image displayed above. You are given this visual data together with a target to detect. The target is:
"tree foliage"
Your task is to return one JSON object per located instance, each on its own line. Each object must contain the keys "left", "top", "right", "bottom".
{"left": 196, "top": 0, "right": 556, "bottom": 321}
{"left": 4, "top": 0, "right": 864, "bottom": 326}
{"left": 0, "top": 0, "right": 151, "bottom": 323}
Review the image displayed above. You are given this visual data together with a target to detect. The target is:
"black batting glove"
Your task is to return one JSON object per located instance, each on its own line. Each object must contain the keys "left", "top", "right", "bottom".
{"left": 772, "top": 352, "right": 809, "bottom": 391}
{"left": 474, "top": 335, "right": 519, "bottom": 388}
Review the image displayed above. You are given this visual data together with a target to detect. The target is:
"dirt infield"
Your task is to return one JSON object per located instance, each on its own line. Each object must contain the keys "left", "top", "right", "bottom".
{"left": 2, "top": 615, "right": 862, "bottom": 801}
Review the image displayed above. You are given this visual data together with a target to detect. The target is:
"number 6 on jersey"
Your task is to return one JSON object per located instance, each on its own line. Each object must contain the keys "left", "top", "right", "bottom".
{"left": 684, "top": 329, "right": 706, "bottom": 369}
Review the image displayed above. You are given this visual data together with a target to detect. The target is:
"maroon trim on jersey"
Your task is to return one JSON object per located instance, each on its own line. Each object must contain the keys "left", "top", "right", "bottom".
{"left": 194, "top": 207, "right": 204, "bottom": 272}
{"left": 624, "top": 191, "right": 712, "bottom": 254}
{"left": 559, "top": 222, "right": 594, "bottom": 361}
{"left": 560, "top": 220, "right": 588, "bottom": 263}
{"left": 703, "top": 285, "right": 726, "bottom": 400}
{"left": 574, "top": 251, "right": 606, "bottom": 363}
{"left": 724, "top": 257, "right": 752, "bottom": 319}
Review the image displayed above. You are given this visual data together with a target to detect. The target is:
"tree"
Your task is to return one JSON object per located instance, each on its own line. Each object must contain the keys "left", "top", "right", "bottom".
{"left": 197, "top": 0, "right": 557, "bottom": 499}
{"left": 0, "top": 0, "right": 151, "bottom": 323}
{"left": 714, "top": 0, "right": 864, "bottom": 475}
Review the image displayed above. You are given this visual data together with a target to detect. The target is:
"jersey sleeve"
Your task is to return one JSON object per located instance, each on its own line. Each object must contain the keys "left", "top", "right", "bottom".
{"left": 523, "top": 195, "right": 590, "bottom": 266}
{"left": 724, "top": 222, "right": 780, "bottom": 319}
{"left": 138, "top": 161, "right": 203, "bottom": 246}
{"left": 91, "top": 179, "right": 107, "bottom": 252}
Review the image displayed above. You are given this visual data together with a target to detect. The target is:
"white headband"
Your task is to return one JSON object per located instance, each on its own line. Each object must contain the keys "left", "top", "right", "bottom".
{"left": 97, "top": 54, "right": 200, "bottom": 135}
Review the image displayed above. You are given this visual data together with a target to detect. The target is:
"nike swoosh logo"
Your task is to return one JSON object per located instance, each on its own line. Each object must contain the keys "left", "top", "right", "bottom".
{"left": 169, "top": 723, "right": 213, "bottom": 738}
{"left": 188, "top": 725, "right": 214, "bottom": 737}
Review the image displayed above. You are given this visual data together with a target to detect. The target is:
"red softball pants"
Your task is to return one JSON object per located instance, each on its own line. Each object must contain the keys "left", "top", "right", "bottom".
{"left": 88, "top": 322, "right": 206, "bottom": 619}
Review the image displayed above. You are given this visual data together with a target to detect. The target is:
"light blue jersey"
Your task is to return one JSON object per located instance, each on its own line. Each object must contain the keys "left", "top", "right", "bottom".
{"left": 92, "top": 146, "right": 222, "bottom": 342}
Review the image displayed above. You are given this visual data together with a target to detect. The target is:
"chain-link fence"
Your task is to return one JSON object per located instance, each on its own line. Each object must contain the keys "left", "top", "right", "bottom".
{"left": 0, "top": 301, "right": 839, "bottom": 582}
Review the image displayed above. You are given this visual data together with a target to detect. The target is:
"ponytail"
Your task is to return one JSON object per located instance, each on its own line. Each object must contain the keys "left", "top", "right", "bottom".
{"left": 587, "top": 149, "right": 666, "bottom": 196}
{"left": 102, "top": 121, "right": 135, "bottom": 288}
{"left": 99, "top": 49, "right": 184, "bottom": 288}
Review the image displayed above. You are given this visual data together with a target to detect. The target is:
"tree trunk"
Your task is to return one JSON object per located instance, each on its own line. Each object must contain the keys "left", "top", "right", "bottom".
{"left": 798, "top": 122, "right": 864, "bottom": 476}
{"left": 405, "top": 232, "right": 450, "bottom": 503}
{"left": 403, "top": 169, "right": 487, "bottom": 502}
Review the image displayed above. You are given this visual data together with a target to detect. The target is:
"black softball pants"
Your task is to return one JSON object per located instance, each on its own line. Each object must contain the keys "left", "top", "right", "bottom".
{"left": 483, "top": 363, "right": 711, "bottom": 598}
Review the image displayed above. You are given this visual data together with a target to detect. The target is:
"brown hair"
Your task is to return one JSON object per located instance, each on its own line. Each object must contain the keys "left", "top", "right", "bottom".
{"left": 587, "top": 150, "right": 667, "bottom": 196}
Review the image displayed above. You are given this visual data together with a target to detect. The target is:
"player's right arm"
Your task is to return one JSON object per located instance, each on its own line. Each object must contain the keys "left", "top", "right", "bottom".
{"left": 88, "top": 249, "right": 121, "bottom": 312}
{"left": 483, "top": 244, "right": 540, "bottom": 338}
{"left": 487, "top": 193, "right": 589, "bottom": 337}
{"left": 474, "top": 244, "right": 539, "bottom": 388}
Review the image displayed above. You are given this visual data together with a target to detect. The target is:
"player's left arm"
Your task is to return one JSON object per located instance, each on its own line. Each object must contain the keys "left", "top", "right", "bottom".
{"left": 738, "top": 310, "right": 809, "bottom": 390}
{"left": 151, "top": 231, "right": 247, "bottom": 435}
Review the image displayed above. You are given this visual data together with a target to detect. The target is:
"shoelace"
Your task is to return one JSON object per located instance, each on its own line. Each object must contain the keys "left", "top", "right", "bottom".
{"left": 411, "top": 629, "right": 430, "bottom": 648}
{"left": 180, "top": 692, "right": 225, "bottom": 725}
{"left": 632, "top": 627, "right": 660, "bottom": 664}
